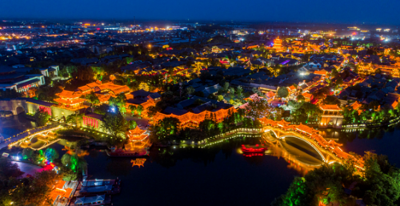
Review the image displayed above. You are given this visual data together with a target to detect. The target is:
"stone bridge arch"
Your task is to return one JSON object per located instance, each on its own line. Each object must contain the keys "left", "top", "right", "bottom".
{"left": 280, "top": 135, "right": 326, "bottom": 163}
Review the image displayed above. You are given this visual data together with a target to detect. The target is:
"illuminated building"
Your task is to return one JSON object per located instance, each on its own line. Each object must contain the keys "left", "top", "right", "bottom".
{"left": 55, "top": 80, "right": 131, "bottom": 109}
{"left": 125, "top": 127, "right": 151, "bottom": 151}
{"left": 0, "top": 66, "right": 46, "bottom": 93}
{"left": 319, "top": 104, "right": 343, "bottom": 128}
{"left": 272, "top": 36, "right": 284, "bottom": 52}
{"left": 48, "top": 180, "right": 76, "bottom": 205}
{"left": 54, "top": 90, "right": 86, "bottom": 110}
{"left": 153, "top": 107, "right": 236, "bottom": 129}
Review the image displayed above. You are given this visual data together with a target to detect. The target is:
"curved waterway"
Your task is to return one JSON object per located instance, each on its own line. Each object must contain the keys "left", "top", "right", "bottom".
{"left": 3, "top": 116, "right": 400, "bottom": 205}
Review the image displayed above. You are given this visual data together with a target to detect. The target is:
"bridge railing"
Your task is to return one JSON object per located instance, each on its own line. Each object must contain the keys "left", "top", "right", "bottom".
{"left": 177, "top": 127, "right": 263, "bottom": 146}
{"left": 6, "top": 124, "right": 62, "bottom": 148}
{"left": 261, "top": 122, "right": 365, "bottom": 170}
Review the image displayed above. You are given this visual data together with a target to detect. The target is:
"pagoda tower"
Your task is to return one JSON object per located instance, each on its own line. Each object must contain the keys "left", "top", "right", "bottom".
{"left": 273, "top": 36, "right": 283, "bottom": 52}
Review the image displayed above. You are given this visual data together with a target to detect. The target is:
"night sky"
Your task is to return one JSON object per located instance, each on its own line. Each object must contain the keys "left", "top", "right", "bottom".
{"left": 1, "top": 0, "right": 399, "bottom": 24}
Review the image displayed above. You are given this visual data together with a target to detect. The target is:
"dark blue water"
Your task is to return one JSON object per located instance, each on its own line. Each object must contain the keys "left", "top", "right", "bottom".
{"left": 3, "top": 116, "right": 400, "bottom": 205}
{"left": 85, "top": 144, "right": 300, "bottom": 206}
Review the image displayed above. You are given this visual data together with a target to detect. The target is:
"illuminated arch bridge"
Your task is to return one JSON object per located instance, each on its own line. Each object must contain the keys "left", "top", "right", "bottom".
{"left": 258, "top": 118, "right": 365, "bottom": 171}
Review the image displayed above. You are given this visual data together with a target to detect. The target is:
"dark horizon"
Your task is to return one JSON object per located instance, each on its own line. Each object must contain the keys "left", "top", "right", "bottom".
{"left": 1, "top": 0, "right": 400, "bottom": 26}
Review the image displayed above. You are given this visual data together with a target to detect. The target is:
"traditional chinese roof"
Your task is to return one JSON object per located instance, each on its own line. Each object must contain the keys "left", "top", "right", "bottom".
{"left": 56, "top": 90, "right": 82, "bottom": 99}
{"left": 288, "top": 85, "right": 296, "bottom": 92}
{"left": 54, "top": 97, "right": 85, "bottom": 105}
{"left": 351, "top": 101, "right": 362, "bottom": 110}
{"left": 320, "top": 104, "right": 341, "bottom": 111}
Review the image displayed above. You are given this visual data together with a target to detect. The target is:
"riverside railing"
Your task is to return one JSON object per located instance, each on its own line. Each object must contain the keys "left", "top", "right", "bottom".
{"left": 177, "top": 127, "right": 263, "bottom": 147}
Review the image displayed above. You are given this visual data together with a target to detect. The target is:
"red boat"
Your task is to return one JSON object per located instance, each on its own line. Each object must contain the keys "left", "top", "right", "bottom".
{"left": 241, "top": 144, "right": 267, "bottom": 153}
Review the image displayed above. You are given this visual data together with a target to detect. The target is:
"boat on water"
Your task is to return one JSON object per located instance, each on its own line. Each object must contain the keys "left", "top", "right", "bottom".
{"left": 78, "top": 179, "right": 121, "bottom": 195}
{"left": 241, "top": 144, "right": 267, "bottom": 153}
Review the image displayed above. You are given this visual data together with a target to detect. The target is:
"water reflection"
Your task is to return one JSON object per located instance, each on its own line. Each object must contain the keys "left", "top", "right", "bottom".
{"left": 263, "top": 139, "right": 319, "bottom": 176}
{"left": 0, "top": 114, "right": 36, "bottom": 138}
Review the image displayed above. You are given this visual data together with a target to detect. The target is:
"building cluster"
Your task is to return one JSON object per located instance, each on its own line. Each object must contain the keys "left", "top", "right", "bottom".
{"left": 2, "top": 21, "right": 400, "bottom": 133}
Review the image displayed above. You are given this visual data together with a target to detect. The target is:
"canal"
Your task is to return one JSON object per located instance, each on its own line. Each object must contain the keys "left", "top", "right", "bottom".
{"left": 2, "top": 116, "right": 400, "bottom": 205}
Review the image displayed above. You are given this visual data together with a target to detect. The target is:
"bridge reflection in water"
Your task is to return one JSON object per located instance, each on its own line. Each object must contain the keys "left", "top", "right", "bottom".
{"left": 261, "top": 133, "right": 324, "bottom": 176}
{"left": 258, "top": 118, "right": 365, "bottom": 172}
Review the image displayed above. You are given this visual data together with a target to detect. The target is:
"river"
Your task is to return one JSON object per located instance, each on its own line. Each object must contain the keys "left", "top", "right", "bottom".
{"left": 2, "top": 116, "right": 400, "bottom": 205}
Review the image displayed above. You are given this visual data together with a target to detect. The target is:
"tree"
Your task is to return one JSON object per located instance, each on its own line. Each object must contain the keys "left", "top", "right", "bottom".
{"left": 85, "top": 91, "right": 100, "bottom": 105}
{"left": 186, "top": 86, "right": 195, "bottom": 95}
{"left": 217, "top": 95, "right": 224, "bottom": 102}
{"left": 237, "top": 86, "right": 243, "bottom": 96}
{"left": 223, "top": 82, "right": 230, "bottom": 91}
{"left": 147, "top": 106, "right": 158, "bottom": 118}
{"left": 102, "top": 112, "right": 127, "bottom": 139}
{"left": 136, "top": 105, "right": 144, "bottom": 116}
{"left": 44, "top": 148, "right": 59, "bottom": 162}
{"left": 9, "top": 170, "right": 61, "bottom": 206}
{"left": 22, "top": 148, "right": 34, "bottom": 160}
{"left": 323, "top": 95, "right": 341, "bottom": 107}
{"left": 60, "top": 167, "right": 77, "bottom": 181}
{"left": 129, "top": 120, "right": 137, "bottom": 129}
{"left": 277, "top": 87, "right": 289, "bottom": 98}
{"left": 61, "top": 153, "right": 71, "bottom": 166}
{"left": 153, "top": 117, "right": 180, "bottom": 140}
{"left": 129, "top": 105, "right": 137, "bottom": 115}
{"left": 66, "top": 113, "right": 83, "bottom": 127}
{"left": 297, "top": 94, "right": 305, "bottom": 102}
{"left": 34, "top": 108, "right": 51, "bottom": 126}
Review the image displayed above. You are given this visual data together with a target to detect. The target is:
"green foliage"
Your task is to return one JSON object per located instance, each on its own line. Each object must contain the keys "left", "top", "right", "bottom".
{"left": 186, "top": 86, "right": 195, "bottom": 95}
{"left": 323, "top": 95, "right": 341, "bottom": 106}
{"left": 152, "top": 117, "right": 180, "bottom": 142}
{"left": 129, "top": 105, "right": 137, "bottom": 115}
{"left": 34, "top": 108, "right": 51, "bottom": 126}
{"left": 0, "top": 158, "right": 60, "bottom": 206}
{"left": 85, "top": 91, "right": 100, "bottom": 105}
{"left": 44, "top": 148, "right": 59, "bottom": 162}
{"left": 246, "top": 100, "right": 270, "bottom": 119}
{"left": 129, "top": 120, "right": 137, "bottom": 129}
{"left": 68, "top": 154, "right": 87, "bottom": 173}
{"left": 278, "top": 87, "right": 289, "bottom": 98}
{"left": 22, "top": 148, "right": 34, "bottom": 160}
{"left": 217, "top": 95, "right": 224, "bottom": 102}
{"left": 296, "top": 94, "right": 305, "bottom": 102}
{"left": 102, "top": 112, "right": 128, "bottom": 140}
{"left": 61, "top": 153, "right": 71, "bottom": 166}
{"left": 274, "top": 154, "right": 400, "bottom": 206}
{"left": 66, "top": 113, "right": 83, "bottom": 127}
{"left": 126, "top": 57, "right": 134, "bottom": 64}
{"left": 136, "top": 105, "right": 144, "bottom": 116}
{"left": 362, "top": 154, "right": 400, "bottom": 206}
{"left": 273, "top": 163, "right": 358, "bottom": 206}
{"left": 61, "top": 167, "right": 78, "bottom": 181}
{"left": 147, "top": 106, "right": 158, "bottom": 118}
